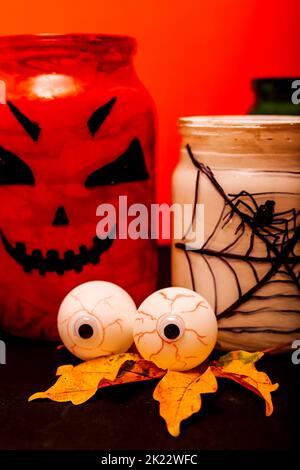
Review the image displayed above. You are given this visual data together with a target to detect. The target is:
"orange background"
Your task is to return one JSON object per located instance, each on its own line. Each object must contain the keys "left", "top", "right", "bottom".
{"left": 1, "top": 0, "right": 300, "bottom": 207}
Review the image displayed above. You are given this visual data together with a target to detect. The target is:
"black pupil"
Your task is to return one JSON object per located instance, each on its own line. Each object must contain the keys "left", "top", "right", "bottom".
{"left": 78, "top": 324, "right": 94, "bottom": 339}
{"left": 164, "top": 323, "right": 180, "bottom": 340}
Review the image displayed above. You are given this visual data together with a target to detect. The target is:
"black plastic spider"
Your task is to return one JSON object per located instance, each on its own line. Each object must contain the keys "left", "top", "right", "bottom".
{"left": 222, "top": 190, "right": 298, "bottom": 257}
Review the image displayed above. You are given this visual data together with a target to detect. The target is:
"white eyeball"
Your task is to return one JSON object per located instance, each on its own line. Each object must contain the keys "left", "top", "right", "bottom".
{"left": 57, "top": 281, "right": 136, "bottom": 360}
{"left": 133, "top": 287, "right": 218, "bottom": 371}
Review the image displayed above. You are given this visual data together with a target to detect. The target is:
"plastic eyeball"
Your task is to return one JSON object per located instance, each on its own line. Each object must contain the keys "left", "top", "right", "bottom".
{"left": 133, "top": 287, "right": 218, "bottom": 371}
{"left": 57, "top": 280, "right": 136, "bottom": 360}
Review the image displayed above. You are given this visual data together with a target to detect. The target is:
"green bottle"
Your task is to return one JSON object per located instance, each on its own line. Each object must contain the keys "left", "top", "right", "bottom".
{"left": 249, "top": 78, "right": 300, "bottom": 115}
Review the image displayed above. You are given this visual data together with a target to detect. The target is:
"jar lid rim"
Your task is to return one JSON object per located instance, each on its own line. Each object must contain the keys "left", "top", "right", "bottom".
{"left": 179, "top": 115, "right": 300, "bottom": 129}
{"left": 0, "top": 33, "right": 136, "bottom": 52}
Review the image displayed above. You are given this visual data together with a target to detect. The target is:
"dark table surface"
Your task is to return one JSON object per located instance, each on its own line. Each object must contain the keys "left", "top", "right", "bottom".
{"left": 0, "top": 248, "right": 299, "bottom": 456}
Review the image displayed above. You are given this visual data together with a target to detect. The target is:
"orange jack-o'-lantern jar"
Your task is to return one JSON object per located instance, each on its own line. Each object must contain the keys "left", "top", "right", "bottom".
{"left": 0, "top": 34, "right": 157, "bottom": 340}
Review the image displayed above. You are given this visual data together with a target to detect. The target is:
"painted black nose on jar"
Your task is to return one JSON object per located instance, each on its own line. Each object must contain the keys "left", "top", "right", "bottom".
{"left": 52, "top": 206, "right": 69, "bottom": 226}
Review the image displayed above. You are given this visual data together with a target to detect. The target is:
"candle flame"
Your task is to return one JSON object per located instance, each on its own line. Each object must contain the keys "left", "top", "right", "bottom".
{"left": 29, "top": 74, "right": 81, "bottom": 99}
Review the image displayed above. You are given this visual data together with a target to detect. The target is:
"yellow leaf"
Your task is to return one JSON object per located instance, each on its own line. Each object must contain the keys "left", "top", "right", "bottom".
{"left": 56, "top": 365, "right": 73, "bottom": 376}
{"left": 153, "top": 367, "right": 218, "bottom": 437}
{"left": 212, "top": 350, "right": 279, "bottom": 416}
{"left": 29, "top": 353, "right": 140, "bottom": 405}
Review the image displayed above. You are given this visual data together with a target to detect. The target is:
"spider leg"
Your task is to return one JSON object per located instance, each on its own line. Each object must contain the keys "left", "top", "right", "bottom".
{"left": 290, "top": 209, "right": 298, "bottom": 256}
{"left": 222, "top": 209, "right": 235, "bottom": 228}
{"left": 245, "top": 230, "right": 255, "bottom": 257}
{"left": 271, "top": 216, "right": 296, "bottom": 225}
{"left": 276, "top": 216, "right": 296, "bottom": 252}
{"left": 222, "top": 200, "right": 246, "bottom": 228}
{"left": 243, "top": 192, "right": 260, "bottom": 210}
{"left": 266, "top": 238, "right": 272, "bottom": 259}
{"left": 227, "top": 190, "right": 251, "bottom": 202}
{"left": 280, "top": 220, "right": 290, "bottom": 251}
{"left": 222, "top": 200, "right": 255, "bottom": 229}
{"left": 273, "top": 208, "right": 299, "bottom": 217}
{"left": 273, "top": 210, "right": 299, "bottom": 251}
{"left": 289, "top": 209, "right": 298, "bottom": 256}
{"left": 246, "top": 225, "right": 279, "bottom": 257}
{"left": 259, "top": 226, "right": 281, "bottom": 248}
{"left": 270, "top": 219, "right": 291, "bottom": 228}
{"left": 221, "top": 220, "right": 245, "bottom": 252}
{"left": 257, "top": 225, "right": 278, "bottom": 237}
{"left": 254, "top": 225, "right": 281, "bottom": 253}
{"left": 228, "top": 190, "right": 260, "bottom": 210}
{"left": 272, "top": 209, "right": 298, "bottom": 233}
{"left": 269, "top": 223, "right": 296, "bottom": 248}
{"left": 271, "top": 209, "right": 298, "bottom": 254}
{"left": 265, "top": 225, "right": 285, "bottom": 250}
{"left": 265, "top": 224, "right": 286, "bottom": 234}
{"left": 234, "top": 200, "right": 256, "bottom": 215}
{"left": 235, "top": 220, "right": 244, "bottom": 235}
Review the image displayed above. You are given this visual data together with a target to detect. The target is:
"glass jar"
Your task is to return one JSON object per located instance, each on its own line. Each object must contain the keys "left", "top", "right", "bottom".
{"left": 0, "top": 34, "right": 157, "bottom": 340}
{"left": 172, "top": 116, "right": 300, "bottom": 351}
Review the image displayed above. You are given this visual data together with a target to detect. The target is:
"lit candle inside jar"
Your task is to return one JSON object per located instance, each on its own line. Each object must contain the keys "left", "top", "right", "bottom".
{"left": 28, "top": 74, "right": 82, "bottom": 99}
{"left": 0, "top": 34, "right": 157, "bottom": 340}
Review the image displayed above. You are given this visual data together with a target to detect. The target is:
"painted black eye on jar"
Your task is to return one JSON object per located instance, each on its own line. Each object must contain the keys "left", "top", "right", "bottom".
{"left": 157, "top": 314, "right": 185, "bottom": 342}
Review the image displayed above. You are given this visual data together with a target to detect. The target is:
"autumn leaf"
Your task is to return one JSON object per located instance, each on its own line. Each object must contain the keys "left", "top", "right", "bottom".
{"left": 99, "top": 359, "right": 165, "bottom": 389}
{"left": 28, "top": 353, "right": 140, "bottom": 405}
{"left": 153, "top": 367, "right": 218, "bottom": 437}
{"left": 211, "top": 350, "right": 279, "bottom": 416}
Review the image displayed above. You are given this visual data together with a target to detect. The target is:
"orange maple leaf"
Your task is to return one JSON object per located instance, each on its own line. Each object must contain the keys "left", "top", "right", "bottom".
{"left": 211, "top": 350, "right": 279, "bottom": 416}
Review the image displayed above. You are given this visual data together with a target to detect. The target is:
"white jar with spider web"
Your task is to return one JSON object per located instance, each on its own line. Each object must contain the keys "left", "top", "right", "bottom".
{"left": 172, "top": 116, "right": 300, "bottom": 352}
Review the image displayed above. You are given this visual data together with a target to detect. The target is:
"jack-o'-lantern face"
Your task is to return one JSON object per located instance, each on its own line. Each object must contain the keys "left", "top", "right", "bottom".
{"left": 0, "top": 78, "right": 155, "bottom": 339}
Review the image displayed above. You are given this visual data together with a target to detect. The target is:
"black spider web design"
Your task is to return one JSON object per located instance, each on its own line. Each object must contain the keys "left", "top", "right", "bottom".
{"left": 175, "top": 144, "right": 300, "bottom": 330}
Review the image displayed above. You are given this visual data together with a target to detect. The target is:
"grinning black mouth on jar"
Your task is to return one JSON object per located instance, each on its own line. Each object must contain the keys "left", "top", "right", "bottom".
{"left": 0, "top": 229, "right": 114, "bottom": 275}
